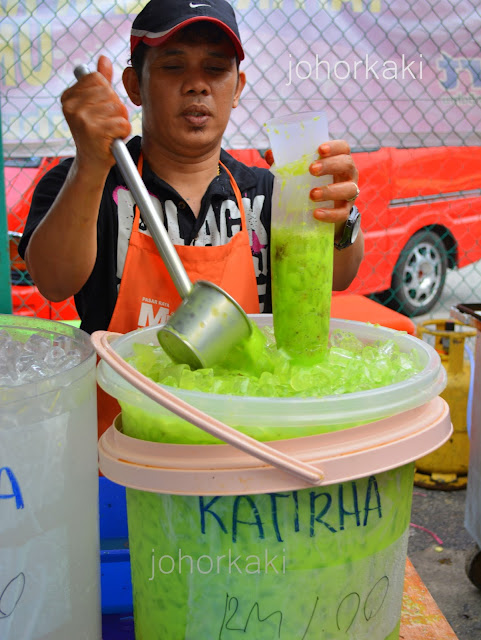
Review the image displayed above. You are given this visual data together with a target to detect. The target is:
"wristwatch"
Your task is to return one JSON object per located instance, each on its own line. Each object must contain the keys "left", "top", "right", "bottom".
{"left": 334, "top": 205, "right": 361, "bottom": 250}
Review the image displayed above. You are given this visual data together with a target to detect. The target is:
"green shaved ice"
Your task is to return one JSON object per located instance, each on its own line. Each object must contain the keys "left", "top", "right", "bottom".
{"left": 126, "top": 326, "right": 422, "bottom": 400}
{"left": 216, "top": 321, "right": 277, "bottom": 376}
{"left": 271, "top": 223, "right": 334, "bottom": 364}
{"left": 121, "top": 325, "right": 423, "bottom": 445}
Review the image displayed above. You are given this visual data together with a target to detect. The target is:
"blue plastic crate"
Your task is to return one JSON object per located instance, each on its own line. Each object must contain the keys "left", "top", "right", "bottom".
{"left": 99, "top": 477, "right": 133, "bottom": 614}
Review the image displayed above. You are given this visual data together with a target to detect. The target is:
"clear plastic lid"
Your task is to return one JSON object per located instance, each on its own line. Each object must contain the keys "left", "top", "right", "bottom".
{"left": 97, "top": 316, "right": 446, "bottom": 430}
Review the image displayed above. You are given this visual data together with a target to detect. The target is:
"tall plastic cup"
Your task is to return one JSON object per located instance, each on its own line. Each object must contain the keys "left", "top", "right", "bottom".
{"left": 264, "top": 111, "right": 334, "bottom": 363}
{"left": 0, "top": 315, "right": 101, "bottom": 639}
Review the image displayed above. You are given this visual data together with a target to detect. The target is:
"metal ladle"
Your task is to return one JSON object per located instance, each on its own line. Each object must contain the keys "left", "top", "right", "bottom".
{"left": 74, "top": 65, "right": 252, "bottom": 369}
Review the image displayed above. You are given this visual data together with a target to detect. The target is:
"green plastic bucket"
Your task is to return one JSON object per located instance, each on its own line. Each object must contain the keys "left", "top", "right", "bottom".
{"left": 128, "top": 468, "right": 411, "bottom": 639}
{"left": 96, "top": 316, "right": 451, "bottom": 640}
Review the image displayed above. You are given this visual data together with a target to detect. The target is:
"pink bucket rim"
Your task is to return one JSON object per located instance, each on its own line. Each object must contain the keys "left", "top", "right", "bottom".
{"left": 98, "top": 397, "right": 452, "bottom": 495}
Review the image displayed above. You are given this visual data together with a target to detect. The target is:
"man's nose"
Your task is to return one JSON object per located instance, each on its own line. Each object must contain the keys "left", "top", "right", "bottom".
{"left": 182, "top": 70, "right": 211, "bottom": 95}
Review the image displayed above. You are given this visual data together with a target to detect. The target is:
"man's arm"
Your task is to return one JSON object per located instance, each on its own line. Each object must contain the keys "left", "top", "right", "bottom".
{"left": 332, "top": 228, "right": 364, "bottom": 290}
{"left": 24, "top": 56, "right": 131, "bottom": 301}
{"left": 25, "top": 159, "right": 108, "bottom": 301}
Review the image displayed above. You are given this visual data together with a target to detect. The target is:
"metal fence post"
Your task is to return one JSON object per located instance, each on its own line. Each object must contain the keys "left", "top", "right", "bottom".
{"left": 0, "top": 103, "right": 12, "bottom": 314}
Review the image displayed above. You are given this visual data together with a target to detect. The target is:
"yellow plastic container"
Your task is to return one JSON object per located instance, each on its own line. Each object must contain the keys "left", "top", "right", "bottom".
{"left": 416, "top": 319, "right": 476, "bottom": 488}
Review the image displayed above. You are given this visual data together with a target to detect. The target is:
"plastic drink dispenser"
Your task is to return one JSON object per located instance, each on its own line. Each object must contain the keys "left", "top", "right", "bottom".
{"left": 0, "top": 316, "right": 101, "bottom": 639}
{"left": 264, "top": 111, "right": 334, "bottom": 363}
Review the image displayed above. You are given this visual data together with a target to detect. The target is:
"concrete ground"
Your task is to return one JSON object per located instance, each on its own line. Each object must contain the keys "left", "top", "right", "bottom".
{"left": 407, "top": 487, "right": 481, "bottom": 639}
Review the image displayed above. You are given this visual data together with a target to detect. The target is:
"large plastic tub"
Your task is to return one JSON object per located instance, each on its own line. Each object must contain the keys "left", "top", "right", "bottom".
{"left": 96, "top": 316, "right": 451, "bottom": 640}
{"left": 0, "top": 315, "right": 101, "bottom": 639}
{"left": 97, "top": 316, "right": 446, "bottom": 444}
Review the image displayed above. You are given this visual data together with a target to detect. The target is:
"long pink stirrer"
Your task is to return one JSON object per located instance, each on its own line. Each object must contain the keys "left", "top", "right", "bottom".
{"left": 91, "top": 330, "right": 324, "bottom": 486}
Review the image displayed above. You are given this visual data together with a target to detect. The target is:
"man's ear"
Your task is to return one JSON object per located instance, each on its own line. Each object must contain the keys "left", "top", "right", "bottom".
{"left": 122, "top": 67, "right": 142, "bottom": 106}
{"left": 232, "top": 71, "right": 246, "bottom": 109}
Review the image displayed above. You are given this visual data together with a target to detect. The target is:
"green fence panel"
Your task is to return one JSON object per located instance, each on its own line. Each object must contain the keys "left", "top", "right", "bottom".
{"left": 0, "top": 104, "right": 12, "bottom": 315}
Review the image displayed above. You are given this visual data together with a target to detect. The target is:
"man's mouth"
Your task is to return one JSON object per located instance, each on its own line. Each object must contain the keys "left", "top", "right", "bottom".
{"left": 182, "top": 106, "right": 212, "bottom": 126}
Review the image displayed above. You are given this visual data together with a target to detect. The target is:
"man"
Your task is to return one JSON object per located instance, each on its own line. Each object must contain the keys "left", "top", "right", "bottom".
{"left": 20, "top": 0, "right": 363, "bottom": 328}
{"left": 19, "top": 0, "right": 363, "bottom": 434}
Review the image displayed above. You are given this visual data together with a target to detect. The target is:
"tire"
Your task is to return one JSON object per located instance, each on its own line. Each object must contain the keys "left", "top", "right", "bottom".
{"left": 465, "top": 544, "right": 481, "bottom": 590}
{"left": 387, "top": 230, "right": 448, "bottom": 317}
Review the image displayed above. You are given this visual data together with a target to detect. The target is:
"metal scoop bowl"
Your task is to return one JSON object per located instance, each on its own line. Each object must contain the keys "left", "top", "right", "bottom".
{"left": 158, "top": 280, "right": 252, "bottom": 369}
{"left": 74, "top": 65, "right": 253, "bottom": 369}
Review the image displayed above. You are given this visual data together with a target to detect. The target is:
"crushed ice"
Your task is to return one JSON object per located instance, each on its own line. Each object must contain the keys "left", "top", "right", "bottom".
{"left": 0, "top": 329, "right": 82, "bottom": 387}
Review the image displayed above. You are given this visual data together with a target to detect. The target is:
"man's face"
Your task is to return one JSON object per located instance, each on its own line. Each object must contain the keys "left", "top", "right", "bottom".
{"left": 126, "top": 29, "right": 246, "bottom": 159}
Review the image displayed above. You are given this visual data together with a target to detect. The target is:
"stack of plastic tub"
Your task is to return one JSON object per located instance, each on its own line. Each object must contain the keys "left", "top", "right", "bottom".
{"left": 93, "top": 314, "right": 452, "bottom": 640}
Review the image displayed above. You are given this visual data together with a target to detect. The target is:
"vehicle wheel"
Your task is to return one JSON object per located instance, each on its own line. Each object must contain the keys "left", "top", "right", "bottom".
{"left": 465, "top": 544, "right": 481, "bottom": 590}
{"left": 387, "top": 230, "right": 448, "bottom": 317}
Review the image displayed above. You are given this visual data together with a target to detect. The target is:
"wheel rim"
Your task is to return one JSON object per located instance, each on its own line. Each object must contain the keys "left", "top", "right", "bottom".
{"left": 400, "top": 240, "right": 443, "bottom": 310}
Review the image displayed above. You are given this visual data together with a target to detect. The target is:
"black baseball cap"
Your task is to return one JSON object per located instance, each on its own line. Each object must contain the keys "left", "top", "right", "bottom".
{"left": 130, "top": 0, "right": 244, "bottom": 61}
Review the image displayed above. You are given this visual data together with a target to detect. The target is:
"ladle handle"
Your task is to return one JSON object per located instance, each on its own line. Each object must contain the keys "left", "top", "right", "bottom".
{"left": 73, "top": 64, "right": 193, "bottom": 300}
{"left": 92, "top": 330, "right": 324, "bottom": 487}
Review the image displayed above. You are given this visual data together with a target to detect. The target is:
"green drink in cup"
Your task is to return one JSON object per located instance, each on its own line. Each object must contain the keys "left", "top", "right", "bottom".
{"left": 264, "top": 112, "right": 334, "bottom": 364}
{"left": 271, "top": 198, "right": 333, "bottom": 364}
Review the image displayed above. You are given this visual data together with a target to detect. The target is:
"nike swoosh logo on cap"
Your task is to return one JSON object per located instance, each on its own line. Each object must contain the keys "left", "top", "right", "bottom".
{"left": 189, "top": 2, "right": 210, "bottom": 7}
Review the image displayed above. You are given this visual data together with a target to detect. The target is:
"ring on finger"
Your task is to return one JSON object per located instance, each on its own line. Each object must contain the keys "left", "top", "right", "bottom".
{"left": 346, "top": 185, "right": 360, "bottom": 202}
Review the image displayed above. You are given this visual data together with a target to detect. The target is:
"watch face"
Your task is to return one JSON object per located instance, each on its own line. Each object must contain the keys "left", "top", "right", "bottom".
{"left": 350, "top": 207, "right": 361, "bottom": 243}
{"left": 335, "top": 206, "right": 361, "bottom": 249}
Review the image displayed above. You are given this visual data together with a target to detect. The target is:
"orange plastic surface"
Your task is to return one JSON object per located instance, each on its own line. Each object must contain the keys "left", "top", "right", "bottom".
{"left": 331, "top": 294, "right": 416, "bottom": 335}
{"left": 400, "top": 559, "right": 458, "bottom": 639}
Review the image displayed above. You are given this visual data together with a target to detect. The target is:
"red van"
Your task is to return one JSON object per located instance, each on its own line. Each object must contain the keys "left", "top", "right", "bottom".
{"left": 6, "top": 156, "right": 79, "bottom": 321}
{"left": 5, "top": 145, "right": 481, "bottom": 319}
{"left": 232, "top": 145, "right": 481, "bottom": 317}
{"left": 350, "top": 145, "right": 481, "bottom": 316}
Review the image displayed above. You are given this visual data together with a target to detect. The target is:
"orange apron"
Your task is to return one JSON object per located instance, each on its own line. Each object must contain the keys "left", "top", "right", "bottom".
{"left": 97, "top": 156, "right": 260, "bottom": 438}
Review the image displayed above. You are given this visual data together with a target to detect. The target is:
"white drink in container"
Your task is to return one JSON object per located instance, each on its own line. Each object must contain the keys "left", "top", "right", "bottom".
{"left": 0, "top": 315, "right": 101, "bottom": 640}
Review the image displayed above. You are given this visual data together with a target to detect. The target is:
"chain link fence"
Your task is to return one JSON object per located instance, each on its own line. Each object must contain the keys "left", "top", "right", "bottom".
{"left": 1, "top": 0, "right": 481, "bottom": 323}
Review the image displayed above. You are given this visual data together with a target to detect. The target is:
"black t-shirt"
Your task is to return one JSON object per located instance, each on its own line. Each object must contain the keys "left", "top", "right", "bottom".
{"left": 19, "top": 137, "right": 274, "bottom": 334}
